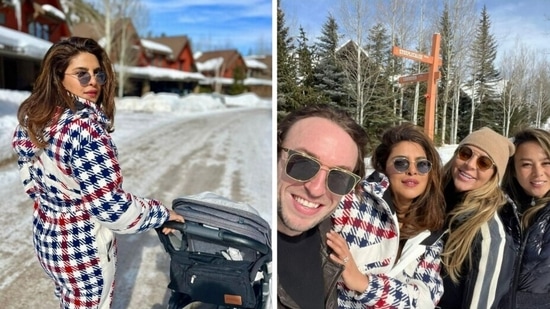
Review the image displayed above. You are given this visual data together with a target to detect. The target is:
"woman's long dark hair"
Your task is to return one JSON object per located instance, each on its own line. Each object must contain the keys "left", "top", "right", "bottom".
{"left": 502, "top": 127, "right": 550, "bottom": 230}
{"left": 17, "top": 37, "right": 116, "bottom": 147}
{"left": 371, "top": 122, "right": 445, "bottom": 238}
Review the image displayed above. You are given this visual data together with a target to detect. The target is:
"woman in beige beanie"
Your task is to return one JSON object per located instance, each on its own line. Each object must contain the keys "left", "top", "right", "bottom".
{"left": 438, "top": 127, "right": 516, "bottom": 309}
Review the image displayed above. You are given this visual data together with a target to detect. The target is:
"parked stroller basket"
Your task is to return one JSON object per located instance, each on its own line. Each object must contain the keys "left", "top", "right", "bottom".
{"left": 157, "top": 192, "right": 272, "bottom": 309}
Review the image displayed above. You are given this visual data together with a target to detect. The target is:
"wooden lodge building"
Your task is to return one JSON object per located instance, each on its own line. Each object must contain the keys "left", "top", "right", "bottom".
{"left": 0, "top": 0, "right": 271, "bottom": 98}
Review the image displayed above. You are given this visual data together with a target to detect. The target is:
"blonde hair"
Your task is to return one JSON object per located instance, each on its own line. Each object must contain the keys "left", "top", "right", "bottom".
{"left": 441, "top": 153, "right": 507, "bottom": 283}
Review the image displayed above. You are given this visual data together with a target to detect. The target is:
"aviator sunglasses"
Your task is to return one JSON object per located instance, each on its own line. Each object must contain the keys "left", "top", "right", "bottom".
{"left": 392, "top": 157, "right": 432, "bottom": 175}
{"left": 282, "top": 148, "right": 361, "bottom": 195}
{"left": 456, "top": 146, "right": 494, "bottom": 171}
{"left": 65, "top": 71, "right": 107, "bottom": 86}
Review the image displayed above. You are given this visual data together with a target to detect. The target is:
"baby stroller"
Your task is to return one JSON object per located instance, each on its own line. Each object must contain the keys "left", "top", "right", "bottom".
{"left": 157, "top": 192, "right": 272, "bottom": 309}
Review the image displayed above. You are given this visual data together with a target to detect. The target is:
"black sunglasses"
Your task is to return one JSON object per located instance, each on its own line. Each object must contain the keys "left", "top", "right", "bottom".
{"left": 282, "top": 148, "right": 361, "bottom": 195}
{"left": 65, "top": 71, "right": 106, "bottom": 86}
{"left": 456, "top": 146, "right": 494, "bottom": 171}
{"left": 392, "top": 157, "right": 432, "bottom": 175}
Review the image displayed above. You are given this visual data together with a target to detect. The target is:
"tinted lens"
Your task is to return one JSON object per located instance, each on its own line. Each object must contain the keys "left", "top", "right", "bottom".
{"left": 393, "top": 158, "right": 410, "bottom": 173}
{"left": 457, "top": 146, "right": 493, "bottom": 170}
{"left": 76, "top": 71, "right": 92, "bottom": 85}
{"left": 393, "top": 158, "right": 431, "bottom": 174}
{"left": 285, "top": 150, "right": 358, "bottom": 195}
{"left": 476, "top": 156, "right": 494, "bottom": 170}
{"left": 327, "top": 170, "right": 359, "bottom": 195}
{"left": 285, "top": 153, "right": 320, "bottom": 181}
{"left": 76, "top": 71, "right": 106, "bottom": 86}
{"left": 416, "top": 160, "right": 432, "bottom": 174}
{"left": 457, "top": 146, "right": 473, "bottom": 161}
{"left": 95, "top": 71, "right": 107, "bottom": 85}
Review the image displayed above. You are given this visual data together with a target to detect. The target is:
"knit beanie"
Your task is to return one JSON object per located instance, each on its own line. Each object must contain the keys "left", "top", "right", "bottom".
{"left": 458, "top": 127, "right": 515, "bottom": 182}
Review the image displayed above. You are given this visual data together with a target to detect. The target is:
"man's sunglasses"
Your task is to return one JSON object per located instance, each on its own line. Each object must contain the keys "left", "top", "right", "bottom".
{"left": 392, "top": 157, "right": 432, "bottom": 175}
{"left": 456, "top": 146, "right": 494, "bottom": 171}
{"left": 65, "top": 71, "right": 106, "bottom": 86}
{"left": 282, "top": 148, "right": 361, "bottom": 195}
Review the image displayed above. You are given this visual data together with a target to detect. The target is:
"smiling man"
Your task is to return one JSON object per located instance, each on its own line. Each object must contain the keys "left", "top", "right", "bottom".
{"left": 276, "top": 104, "right": 368, "bottom": 309}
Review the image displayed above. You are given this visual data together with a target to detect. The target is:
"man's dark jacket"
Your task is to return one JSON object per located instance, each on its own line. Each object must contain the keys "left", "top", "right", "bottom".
{"left": 277, "top": 219, "right": 343, "bottom": 309}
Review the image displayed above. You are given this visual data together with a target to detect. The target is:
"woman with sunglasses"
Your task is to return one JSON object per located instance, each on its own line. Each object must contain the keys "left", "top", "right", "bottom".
{"left": 328, "top": 122, "right": 446, "bottom": 308}
{"left": 499, "top": 128, "right": 550, "bottom": 308}
{"left": 12, "top": 37, "right": 183, "bottom": 309}
{"left": 438, "top": 127, "right": 515, "bottom": 308}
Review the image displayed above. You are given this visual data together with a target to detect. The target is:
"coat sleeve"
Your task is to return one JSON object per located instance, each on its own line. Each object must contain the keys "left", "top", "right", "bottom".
{"left": 69, "top": 117, "right": 169, "bottom": 233}
{"left": 355, "top": 239, "right": 444, "bottom": 309}
{"left": 461, "top": 215, "right": 513, "bottom": 309}
{"left": 333, "top": 176, "right": 444, "bottom": 308}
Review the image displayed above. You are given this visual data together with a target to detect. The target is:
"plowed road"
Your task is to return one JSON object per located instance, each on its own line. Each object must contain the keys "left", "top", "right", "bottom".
{"left": 0, "top": 107, "right": 272, "bottom": 308}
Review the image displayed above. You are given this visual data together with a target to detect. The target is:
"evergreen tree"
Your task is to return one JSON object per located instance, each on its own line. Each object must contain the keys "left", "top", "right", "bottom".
{"left": 438, "top": 3, "right": 455, "bottom": 144}
{"left": 277, "top": 2, "right": 299, "bottom": 116}
{"left": 362, "top": 23, "right": 399, "bottom": 145}
{"left": 366, "top": 23, "right": 391, "bottom": 66}
{"left": 467, "top": 6, "right": 502, "bottom": 131}
{"left": 336, "top": 40, "right": 370, "bottom": 124}
{"left": 313, "top": 14, "right": 348, "bottom": 107}
{"left": 229, "top": 66, "right": 246, "bottom": 95}
{"left": 295, "top": 27, "right": 320, "bottom": 104}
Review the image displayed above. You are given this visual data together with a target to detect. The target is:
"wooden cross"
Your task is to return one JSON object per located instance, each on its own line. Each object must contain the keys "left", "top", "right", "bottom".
{"left": 392, "top": 33, "right": 441, "bottom": 140}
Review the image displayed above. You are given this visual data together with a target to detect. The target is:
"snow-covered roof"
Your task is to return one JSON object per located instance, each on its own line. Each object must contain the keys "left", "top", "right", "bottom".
{"left": 244, "top": 58, "right": 267, "bottom": 70}
{"left": 116, "top": 65, "right": 205, "bottom": 82}
{"left": 196, "top": 57, "right": 224, "bottom": 72}
{"left": 140, "top": 39, "right": 173, "bottom": 55}
{"left": 0, "top": 25, "right": 52, "bottom": 59}
{"left": 199, "top": 77, "right": 234, "bottom": 85}
{"left": 42, "top": 4, "right": 66, "bottom": 21}
{"left": 244, "top": 77, "right": 272, "bottom": 86}
{"left": 336, "top": 39, "right": 369, "bottom": 57}
{"left": 199, "top": 77, "right": 272, "bottom": 86}
{"left": 460, "top": 79, "right": 505, "bottom": 100}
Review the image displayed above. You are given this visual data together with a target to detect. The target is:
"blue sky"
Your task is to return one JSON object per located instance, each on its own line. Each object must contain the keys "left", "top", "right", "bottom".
{"left": 280, "top": 0, "right": 550, "bottom": 61}
{"left": 484, "top": 1, "right": 549, "bottom": 56}
{"left": 142, "top": 0, "right": 273, "bottom": 55}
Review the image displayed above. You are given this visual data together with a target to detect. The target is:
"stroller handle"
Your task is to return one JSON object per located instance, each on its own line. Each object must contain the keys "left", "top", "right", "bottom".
{"left": 162, "top": 221, "right": 270, "bottom": 255}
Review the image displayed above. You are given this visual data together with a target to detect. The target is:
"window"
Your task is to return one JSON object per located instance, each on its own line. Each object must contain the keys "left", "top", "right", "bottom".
{"left": 28, "top": 22, "right": 49, "bottom": 40}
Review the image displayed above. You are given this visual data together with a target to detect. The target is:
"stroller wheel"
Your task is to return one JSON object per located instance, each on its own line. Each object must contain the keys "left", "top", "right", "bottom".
{"left": 168, "top": 291, "right": 191, "bottom": 309}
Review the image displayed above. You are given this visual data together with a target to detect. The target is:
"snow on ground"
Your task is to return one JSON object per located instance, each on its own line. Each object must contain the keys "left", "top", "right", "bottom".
{"left": 0, "top": 90, "right": 274, "bottom": 308}
{"left": 0, "top": 90, "right": 468, "bottom": 308}
{"left": 0, "top": 90, "right": 273, "bottom": 223}
{"left": 0, "top": 90, "right": 270, "bottom": 162}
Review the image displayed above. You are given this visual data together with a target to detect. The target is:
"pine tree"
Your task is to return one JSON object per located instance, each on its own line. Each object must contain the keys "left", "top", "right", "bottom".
{"left": 362, "top": 23, "right": 399, "bottom": 145}
{"left": 295, "top": 27, "right": 320, "bottom": 104}
{"left": 336, "top": 40, "right": 370, "bottom": 124}
{"left": 229, "top": 66, "right": 246, "bottom": 95}
{"left": 277, "top": 2, "right": 299, "bottom": 115}
{"left": 438, "top": 3, "right": 455, "bottom": 144}
{"left": 313, "top": 14, "right": 348, "bottom": 107}
{"left": 467, "top": 5, "right": 502, "bottom": 131}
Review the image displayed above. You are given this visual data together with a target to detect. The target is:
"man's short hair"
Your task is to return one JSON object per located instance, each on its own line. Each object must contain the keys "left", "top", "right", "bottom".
{"left": 277, "top": 104, "right": 368, "bottom": 178}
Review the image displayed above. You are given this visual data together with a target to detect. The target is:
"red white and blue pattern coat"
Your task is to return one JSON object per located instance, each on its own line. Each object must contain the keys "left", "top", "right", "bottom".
{"left": 12, "top": 96, "right": 169, "bottom": 309}
{"left": 332, "top": 171, "right": 444, "bottom": 309}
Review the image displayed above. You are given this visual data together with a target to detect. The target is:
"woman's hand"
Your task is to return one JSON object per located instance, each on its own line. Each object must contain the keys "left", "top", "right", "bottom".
{"left": 326, "top": 230, "right": 369, "bottom": 293}
{"left": 161, "top": 209, "right": 185, "bottom": 235}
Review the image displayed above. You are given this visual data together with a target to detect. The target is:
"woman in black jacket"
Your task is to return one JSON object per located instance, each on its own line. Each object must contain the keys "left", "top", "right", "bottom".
{"left": 501, "top": 128, "right": 550, "bottom": 309}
